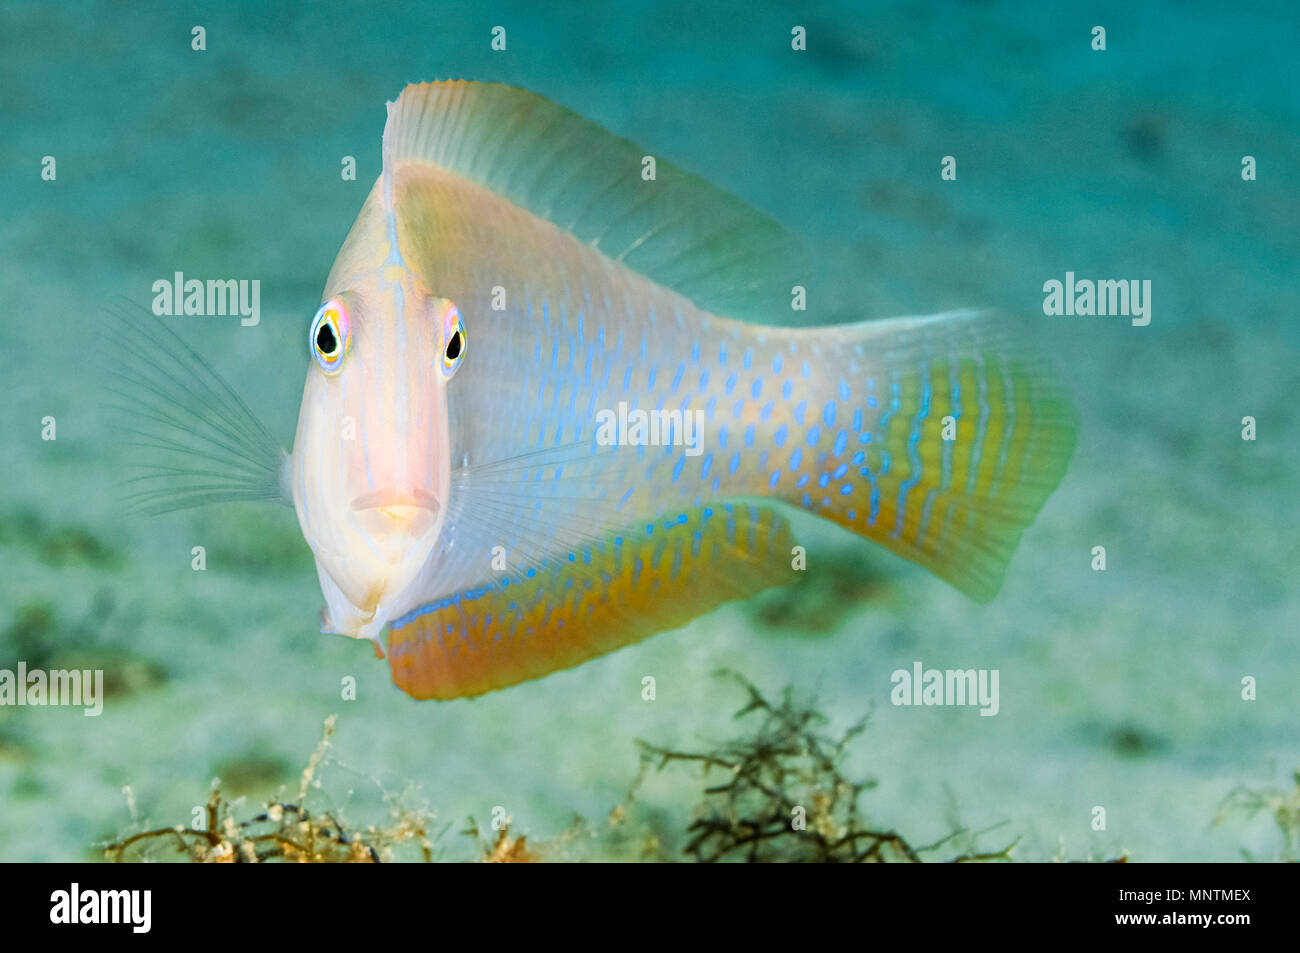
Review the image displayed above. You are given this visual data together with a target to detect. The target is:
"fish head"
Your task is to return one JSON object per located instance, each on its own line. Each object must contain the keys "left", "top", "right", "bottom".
{"left": 290, "top": 266, "right": 467, "bottom": 641}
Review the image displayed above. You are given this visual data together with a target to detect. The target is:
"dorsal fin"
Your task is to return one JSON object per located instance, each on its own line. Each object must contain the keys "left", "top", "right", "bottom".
{"left": 381, "top": 81, "right": 807, "bottom": 322}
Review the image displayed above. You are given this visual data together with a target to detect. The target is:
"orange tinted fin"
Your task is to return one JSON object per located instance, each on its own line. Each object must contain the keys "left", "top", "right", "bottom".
{"left": 759, "top": 312, "right": 1076, "bottom": 603}
{"left": 386, "top": 503, "right": 794, "bottom": 700}
{"left": 801, "top": 345, "right": 1075, "bottom": 602}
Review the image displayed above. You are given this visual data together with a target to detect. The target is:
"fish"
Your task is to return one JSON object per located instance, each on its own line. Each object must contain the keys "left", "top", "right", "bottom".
{"left": 116, "top": 81, "right": 1075, "bottom": 700}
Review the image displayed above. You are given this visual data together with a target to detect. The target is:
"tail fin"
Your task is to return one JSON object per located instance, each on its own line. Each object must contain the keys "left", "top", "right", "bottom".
{"left": 787, "top": 310, "right": 1074, "bottom": 602}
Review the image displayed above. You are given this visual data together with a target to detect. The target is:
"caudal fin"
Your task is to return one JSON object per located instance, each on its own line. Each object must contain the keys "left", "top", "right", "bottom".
{"left": 785, "top": 310, "right": 1074, "bottom": 602}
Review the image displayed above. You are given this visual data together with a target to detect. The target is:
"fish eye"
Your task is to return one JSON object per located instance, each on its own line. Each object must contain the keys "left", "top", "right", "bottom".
{"left": 441, "top": 306, "right": 466, "bottom": 377}
{"left": 311, "top": 299, "right": 349, "bottom": 374}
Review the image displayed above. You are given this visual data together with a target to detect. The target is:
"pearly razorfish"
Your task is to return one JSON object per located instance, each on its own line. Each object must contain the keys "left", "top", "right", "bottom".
{"left": 125, "top": 82, "right": 1074, "bottom": 700}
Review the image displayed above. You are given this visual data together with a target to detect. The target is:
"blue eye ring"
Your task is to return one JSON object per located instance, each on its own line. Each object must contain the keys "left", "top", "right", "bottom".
{"left": 311, "top": 299, "right": 349, "bottom": 374}
{"left": 441, "top": 305, "right": 466, "bottom": 378}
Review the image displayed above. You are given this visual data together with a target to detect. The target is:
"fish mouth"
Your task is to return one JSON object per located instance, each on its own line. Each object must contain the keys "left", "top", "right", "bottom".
{"left": 349, "top": 488, "right": 441, "bottom": 563}
{"left": 350, "top": 488, "right": 441, "bottom": 514}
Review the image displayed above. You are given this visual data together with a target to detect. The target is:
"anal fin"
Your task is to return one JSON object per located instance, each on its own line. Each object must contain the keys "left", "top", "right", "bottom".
{"left": 387, "top": 502, "right": 794, "bottom": 700}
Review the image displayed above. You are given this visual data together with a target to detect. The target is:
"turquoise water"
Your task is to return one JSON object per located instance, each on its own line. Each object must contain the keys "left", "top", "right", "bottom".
{"left": 1, "top": 0, "right": 1297, "bottom": 861}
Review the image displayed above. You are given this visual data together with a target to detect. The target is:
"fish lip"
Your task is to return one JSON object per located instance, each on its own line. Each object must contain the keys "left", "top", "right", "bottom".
{"left": 349, "top": 488, "right": 441, "bottom": 513}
